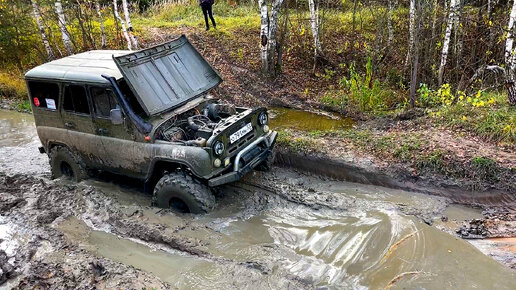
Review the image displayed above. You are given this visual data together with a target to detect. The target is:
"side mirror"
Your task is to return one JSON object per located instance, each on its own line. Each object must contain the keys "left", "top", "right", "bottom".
{"left": 110, "top": 108, "right": 124, "bottom": 125}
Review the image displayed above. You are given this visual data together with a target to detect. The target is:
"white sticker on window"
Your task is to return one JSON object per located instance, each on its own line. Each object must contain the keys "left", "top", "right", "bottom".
{"left": 45, "top": 98, "right": 56, "bottom": 110}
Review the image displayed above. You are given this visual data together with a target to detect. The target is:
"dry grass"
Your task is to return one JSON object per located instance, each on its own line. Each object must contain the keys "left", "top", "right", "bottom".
{"left": 0, "top": 71, "right": 27, "bottom": 99}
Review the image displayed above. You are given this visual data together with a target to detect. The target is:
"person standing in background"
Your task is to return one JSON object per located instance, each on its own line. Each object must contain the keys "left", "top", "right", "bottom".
{"left": 200, "top": 0, "right": 216, "bottom": 31}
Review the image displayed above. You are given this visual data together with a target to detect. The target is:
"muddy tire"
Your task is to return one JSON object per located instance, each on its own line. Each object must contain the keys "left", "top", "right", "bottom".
{"left": 49, "top": 146, "right": 88, "bottom": 182}
{"left": 152, "top": 173, "right": 215, "bottom": 214}
{"left": 256, "top": 151, "right": 275, "bottom": 172}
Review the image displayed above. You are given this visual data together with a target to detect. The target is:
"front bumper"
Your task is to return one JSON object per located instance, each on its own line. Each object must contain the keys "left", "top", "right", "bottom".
{"left": 208, "top": 131, "right": 277, "bottom": 187}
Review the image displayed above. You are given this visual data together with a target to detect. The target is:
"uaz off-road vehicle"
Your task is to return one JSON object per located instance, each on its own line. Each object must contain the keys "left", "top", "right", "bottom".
{"left": 25, "top": 35, "right": 277, "bottom": 213}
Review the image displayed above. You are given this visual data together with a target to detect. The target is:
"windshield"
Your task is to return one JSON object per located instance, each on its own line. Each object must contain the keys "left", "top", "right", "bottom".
{"left": 118, "top": 79, "right": 147, "bottom": 118}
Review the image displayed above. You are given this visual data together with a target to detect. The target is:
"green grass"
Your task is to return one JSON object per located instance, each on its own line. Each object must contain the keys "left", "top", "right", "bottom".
{"left": 431, "top": 92, "right": 515, "bottom": 144}
{"left": 276, "top": 129, "right": 318, "bottom": 153}
{"left": 16, "top": 100, "right": 31, "bottom": 112}
{"left": 135, "top": 1, "right": 259, "bottom": 33}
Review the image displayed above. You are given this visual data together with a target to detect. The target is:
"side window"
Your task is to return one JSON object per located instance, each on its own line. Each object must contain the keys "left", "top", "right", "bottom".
{"left": 63, "top": 85, "right": 90, "bottom": 115}
{"left": 27, "top": 81, "right": 59, "bottom": 110}
{"left": 90, "top": 87, "right": 117, "bottom": 118}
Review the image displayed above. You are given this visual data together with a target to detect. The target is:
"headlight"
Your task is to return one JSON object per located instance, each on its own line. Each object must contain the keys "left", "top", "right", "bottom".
{"left": 213, "top": 140, "right": 225, "bottom": 156}
{"left": 258, "top": 111, "right": 268, "bottom": 125}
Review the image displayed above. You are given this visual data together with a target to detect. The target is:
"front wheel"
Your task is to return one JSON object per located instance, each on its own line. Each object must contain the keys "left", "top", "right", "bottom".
{"left": 152, "top": 173, "right": 215, "bottom": 214}
{"left": 49, "top": 146, "right": 88, "bottom": 182}
{"left": 256, "top": 151, "right": 275, "bottom": 172}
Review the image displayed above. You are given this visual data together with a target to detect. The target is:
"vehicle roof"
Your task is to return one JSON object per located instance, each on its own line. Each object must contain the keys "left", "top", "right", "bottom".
{"left": 24, "top": 50, "right": 131, "bottom": 84}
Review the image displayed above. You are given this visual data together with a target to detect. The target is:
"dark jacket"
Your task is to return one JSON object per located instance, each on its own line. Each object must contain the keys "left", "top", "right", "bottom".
{"left": 200, "top": 0, "right": 214, "bottom": 5}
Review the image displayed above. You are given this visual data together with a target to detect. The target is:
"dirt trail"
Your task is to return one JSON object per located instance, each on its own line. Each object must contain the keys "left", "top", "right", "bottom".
{"left": 1, "top": 110, "right": 515, "bottom": 289}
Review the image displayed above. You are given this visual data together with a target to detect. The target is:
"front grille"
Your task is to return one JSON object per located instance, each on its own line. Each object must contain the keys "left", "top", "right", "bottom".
{"left": 228, "top": 132, "right": 255, "bottom": 154}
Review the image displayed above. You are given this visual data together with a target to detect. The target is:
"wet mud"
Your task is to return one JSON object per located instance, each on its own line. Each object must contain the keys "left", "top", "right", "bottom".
{"left": 1, "top": 110, "right": 515, "bottom": 289}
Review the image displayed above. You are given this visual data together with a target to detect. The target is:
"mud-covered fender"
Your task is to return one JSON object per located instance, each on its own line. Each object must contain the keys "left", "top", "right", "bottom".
{"left": 145, "top": 143, "right": 213, "bottom": 181}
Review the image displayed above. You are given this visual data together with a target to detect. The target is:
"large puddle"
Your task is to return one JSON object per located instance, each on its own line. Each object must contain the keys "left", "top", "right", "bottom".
{"left": 1, "top": 109, "right": 515, "bottom": 289}
{"left": 269, "top": 107, "right": 354, "bottom": 131}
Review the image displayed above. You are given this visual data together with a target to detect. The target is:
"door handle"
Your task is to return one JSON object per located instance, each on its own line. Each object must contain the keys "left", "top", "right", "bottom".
{"left": 98, "top": 128, "right": 109, "bottom": 135}
{"left": 64, "top": 122, "right": 74, "bottom": 129}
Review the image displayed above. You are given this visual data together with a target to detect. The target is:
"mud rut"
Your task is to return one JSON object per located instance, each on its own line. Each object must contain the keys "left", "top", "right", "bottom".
{"left": 0, "top": 110, "right": 515, "bottom": 289}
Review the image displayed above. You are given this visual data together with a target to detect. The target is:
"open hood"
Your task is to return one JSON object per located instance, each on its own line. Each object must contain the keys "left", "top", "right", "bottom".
{"left": 113, "top": 35, "right": 222, "bottom": 116}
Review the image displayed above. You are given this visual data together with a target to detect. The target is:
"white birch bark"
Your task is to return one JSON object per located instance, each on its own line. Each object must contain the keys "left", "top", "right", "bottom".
{"left": 308, "top": 0, "right": 323, "bottom": 70}
{"left": 505, "top": 0, "right": 516, "bottom": 73}
{"left": 258, "top": 0, "right": 284, "bottom": 74}
{"left": 387, "top": 0, "right": 394, "bottom": 47}
{"left": 259, "top": 0, "right": 269, "bottom": 72}
{"left": 507, "top": 0, "right": 516, "bottom": 105}
{"left": 55, "top": 0, "right": 73, "bottom": 55}
{"left": 438, "top": 0, "right": 458, "bottom": 86}
{"left": 121, "top": 0, "right": 138, "bottom": 49}
{"left": 31, "top": 0, "right": 54, "bottom": 60}
{"left": 113, "top": 0, "right": 132, "bottom": 50}
{"left": 405, "top": 0, "right": 415, "bottom": 68}
{"left": 95, "top": 1, "right": 107, "bottom": 48}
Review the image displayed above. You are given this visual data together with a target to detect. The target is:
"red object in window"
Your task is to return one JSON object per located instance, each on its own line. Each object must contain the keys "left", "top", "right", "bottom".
{"left": 34, "top": 98, "right": 40, "bottom": 107}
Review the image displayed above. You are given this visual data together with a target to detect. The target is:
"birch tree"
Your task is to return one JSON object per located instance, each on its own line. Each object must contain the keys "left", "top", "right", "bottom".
{"left": 113, "top": 0, "right": 132, "bottom": 50}
{"left": 31, "top": 0, "right": 54, "bottom": 60}
{"left": 308, "top": 0, "right": 323, "bottom": 71}
{"left": 438, "top": 0, "right": 459, "bottom": 86}
{"left": 95, "top": 0, "right": 106, "bottom": 48}
{"left": 55, "top": 0, "right": 73, "bottom": 55}
{"left": 387, "top": 0, "right": 394, "bottom": 48}
{"left": 409, "top": 0, "right": 421, "bottom": 107}
{"left": 505, "top": 0, "right": 516, "bottom": 105}
{"left": 405, "top": 0, "right": 415, "bottom": 69}
{"left": 258, "top": 0, "right": 284, "bottom": 75}
{"left": 121, "top": 0, "right": 138, "bottom": 49}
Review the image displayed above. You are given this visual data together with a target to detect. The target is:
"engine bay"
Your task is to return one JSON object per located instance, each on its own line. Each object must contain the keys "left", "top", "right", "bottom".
{"left": 155, "top": 102, "right": 238, "bottom": 147}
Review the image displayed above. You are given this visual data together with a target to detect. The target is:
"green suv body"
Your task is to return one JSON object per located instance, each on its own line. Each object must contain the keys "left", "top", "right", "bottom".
{"left": 25, "top": 35, "right": 277, "bottom": 213}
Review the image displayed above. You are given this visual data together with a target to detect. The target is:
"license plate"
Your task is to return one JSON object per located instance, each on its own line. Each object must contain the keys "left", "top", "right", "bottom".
{"left": 230, "top": 123, "right": 252, "bottom": 144}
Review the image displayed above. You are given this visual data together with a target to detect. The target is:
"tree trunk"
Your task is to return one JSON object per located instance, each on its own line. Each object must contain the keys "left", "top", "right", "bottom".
{"left": 454, "top": 0, "right": 464, "bottom": 87}
{"left": 113, "top": 0, "right": 132, "bottom": 50}
{"left": 31, "top": 0, "right": 54, "bottom": 60}
{"left": 387, "top": 0, "right": 394, "bottom": 48}
{"left": 121, "top": 0, "right": 138, "bottom": 49}
{"left": 431, "top": 0, "right": 438, "bottom": 40}
{"left": 505, "top": 0, "right": 516, "bottom": 105}
{"left": 438, "top": 0, "right": 458, "bottom": 86}
{"left": 405, "top": 0, "right": 415, "bottom": 70}
{"left": 258, "top": 0, "right": 284, "bottom": 75}
{"left": 259, "top": 0, "right": 269, "bottom": 73}
{"left": 95, "top": 1, "right": 107, "bottom": 48}
{"left": 55, "top": 0, "right": 74, "bottom": 55}
{"left": 75, "top": 0, "right": 90, "bottom": 49}
{"left": 308, "top": 0, "right": 323, "bottom": 71}
{"left": 410, "top": 0, "right": 420, "bottom": 108}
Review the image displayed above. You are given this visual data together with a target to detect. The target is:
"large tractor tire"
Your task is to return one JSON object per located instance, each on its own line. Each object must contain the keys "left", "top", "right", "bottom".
{"left": 152, "top": 173, "right": 215, "bottom": 214}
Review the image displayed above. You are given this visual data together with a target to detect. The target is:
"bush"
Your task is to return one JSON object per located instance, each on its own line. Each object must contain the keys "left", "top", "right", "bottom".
{"left": 321, "top": 58, "right": 401, "bottom": 113}
{"left": 0, "top": 72, "right": 27, "bottom": 99}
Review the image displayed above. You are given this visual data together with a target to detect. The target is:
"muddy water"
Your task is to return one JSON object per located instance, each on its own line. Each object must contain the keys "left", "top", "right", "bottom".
{"left": 1, "top": 110, "right": 516, "bottom": 289}
{"left": 269, "top": 107, "right": 354, "bottom": 131}
{"left": 0, "top": 110, "right": 48, "bottom": 175}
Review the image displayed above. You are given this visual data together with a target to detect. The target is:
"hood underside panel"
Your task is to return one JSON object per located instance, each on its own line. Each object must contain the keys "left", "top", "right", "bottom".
{"left": 113, "top": 35, "right": 222, "bottom": 116}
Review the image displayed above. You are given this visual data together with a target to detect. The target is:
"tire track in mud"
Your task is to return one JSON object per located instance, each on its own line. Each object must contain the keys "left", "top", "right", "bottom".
{"left": 0, "top": 173, "right": 311, "bottom": 289}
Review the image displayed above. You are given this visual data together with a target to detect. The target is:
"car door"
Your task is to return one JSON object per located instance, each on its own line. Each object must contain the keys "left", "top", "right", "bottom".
{"left": 89, "top": 86, "right": 145, "bottom": 177}
{"left": 60, "top": 83, "right": 97, "bottom": 165}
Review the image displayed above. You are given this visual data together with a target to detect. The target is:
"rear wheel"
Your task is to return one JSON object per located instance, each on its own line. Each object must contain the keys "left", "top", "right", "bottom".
{"left": 152, "top": 173, "right": 215, "bottom": 214}
{"left": 49, "top": 146, "right": 88, "bottom": 182}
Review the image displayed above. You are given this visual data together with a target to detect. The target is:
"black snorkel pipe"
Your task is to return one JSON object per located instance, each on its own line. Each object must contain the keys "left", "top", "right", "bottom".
{"left": 101, "top": 74, "right": 153, "bottom": 134}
